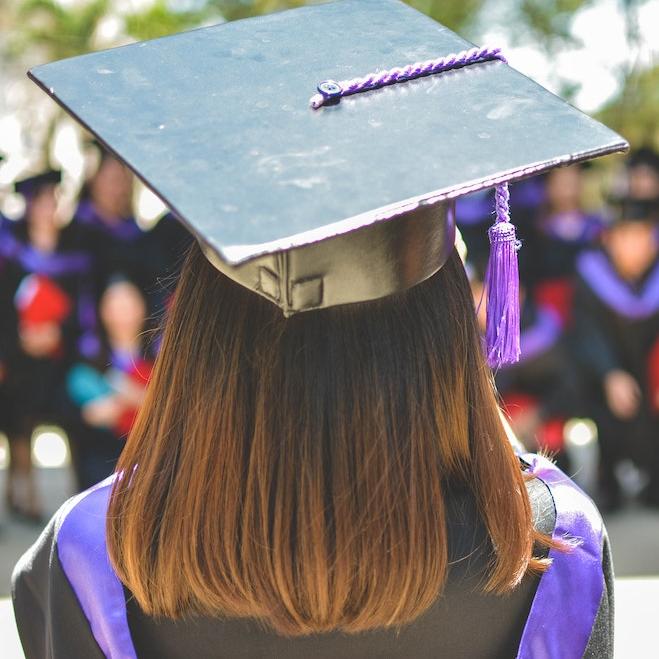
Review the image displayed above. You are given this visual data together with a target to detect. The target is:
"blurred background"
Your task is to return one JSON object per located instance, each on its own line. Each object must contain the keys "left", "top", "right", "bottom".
{"left": 0, "top": 0, "right": 658, "bottom": 656}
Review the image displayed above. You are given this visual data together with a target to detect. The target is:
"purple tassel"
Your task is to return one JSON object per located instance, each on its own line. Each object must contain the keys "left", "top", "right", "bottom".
{"left": 484, "top": 183, "right": 521, "bottom": 368}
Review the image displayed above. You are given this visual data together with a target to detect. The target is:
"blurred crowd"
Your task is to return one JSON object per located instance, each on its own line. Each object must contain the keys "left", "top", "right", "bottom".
{"left": 464, "top": 147, "right": 659, "bottom": 511}
{"left": 0, "top": 141, "right": 658, "bottom": 523}
{"left": 0, "top": 142, "right": 192, "bottom": 522}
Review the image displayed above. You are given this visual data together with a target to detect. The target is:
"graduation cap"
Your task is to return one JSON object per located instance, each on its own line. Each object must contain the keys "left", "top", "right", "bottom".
{"left": 627, "top": 147, "right": 659, "bottom": 173}
{"left": 606, "top": 195, "right": 659, "bottom": 224}
{"left": 14, "top": 170, "right": 61, "bottom": 198}
{"left": 27, "top": 0, "right": 627, "bottom": 366}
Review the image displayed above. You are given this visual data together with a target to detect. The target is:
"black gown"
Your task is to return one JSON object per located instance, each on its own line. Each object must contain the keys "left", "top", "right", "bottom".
{"left": 65, "top": 344, "right": 154, "bottom": 490}
{"left": 73, "top": 202, "right": 192, "bottom": 322}
{"left": 140, "top": 211, "right": 193, "bottom": 319}
{"left": 524, "top": 210, "right": 604, "bottom": 324}
{"left": 495, "top": 302, "right": 579, "bottom": 469}
{"left": 12, "top": 459, "right": 614, "bottom": 659}
{"left": 0, "top": 214, "right": 15, "bottom": 435}
{"left": 572, "top": 249, "right": 659, "bottom": 503}
{"left": 0, "top": 219, "right": 92, "bottom": 436}
{"left": 496, "top": 302, "right": 578, "bottom": 420}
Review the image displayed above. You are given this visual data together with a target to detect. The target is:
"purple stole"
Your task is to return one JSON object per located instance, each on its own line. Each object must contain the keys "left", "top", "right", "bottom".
{"left": 540, "top": 211, "right": 603, "bottom": 244}
{"left": 506, "top": 305, "right": 562, "bottom": 366}
{"left": 577, "top": 250, "right": 659, "bottom": 320}
{"left": 56, "top": 455, "right": 604, "bottom": 659}
{"left": 0, "top": 225, "right": 91, "bottom": 277}
{"left": 0, "top": 221, "right": 101, "bottom": 357}
{"left": 516, "top": 454, "right": 604, "bottom": 658}
{"left": 75, "top": 200, "right": 142, "bottom": 241}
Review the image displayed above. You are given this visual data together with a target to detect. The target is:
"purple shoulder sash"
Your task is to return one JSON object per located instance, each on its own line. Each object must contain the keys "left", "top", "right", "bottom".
{"left": 56, "top": 476, "right": 137, "bottom": 659}
{"left": 517, "top": 306, "right": 562, "bottom": 364}
{"left": 577, "top": 249, "right": 659, "bottom": 319}
{"left": 0, "top": 229, "right": 91, "bottom": 276}
{"left": 517, "top": 453, "right": 605, "bottom": 658}
{"left": 55, "top": 455, "right": 604, "bottom": 659}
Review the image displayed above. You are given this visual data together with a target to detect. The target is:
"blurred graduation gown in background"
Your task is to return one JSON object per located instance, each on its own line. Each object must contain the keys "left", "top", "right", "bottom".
{"left": 572, "top": 196, "right": 659, "bottom": 506}
{"left": 0, "top": 171, "right": 93, "bottom": 436}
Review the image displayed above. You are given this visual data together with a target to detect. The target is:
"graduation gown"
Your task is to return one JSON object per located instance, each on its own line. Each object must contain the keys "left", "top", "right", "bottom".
{"left": 73, "top": 199, "right": 147, "bottom": 289}
{"left": 0, "top": 219, "right": 93, "bottom": 433}
{"left": 12, "top": 454, "right": 614, "bottom": 659}
{"left": 526, "top": 211, "right": 604, "bottom": 323}
{"left": 496, "top": 303, "right": 578, "bottom": 419}
{"left": 455, "top": 179, "right": 544, "bottom": 275}
{"left": 65, "top": 346, "right": 154, "bottom": 490}
{"left": 139, "top": 212, "right": 193, "bottom": 319}
{"left": 572, "top": 249, "right": 659, "bottom": 498}
{"left": 73, "top": 202, "right": 191, "bottom": 321}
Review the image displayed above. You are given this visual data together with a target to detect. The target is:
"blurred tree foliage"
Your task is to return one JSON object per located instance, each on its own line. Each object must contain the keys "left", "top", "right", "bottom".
{"left": 405, "top": 0, "right": 483, "bottom": 32}
{"left": 3, "top": 0, "right": 658, "bottom": 149}
{"left": 125, "top": 0, "right": 486, "bottom": 39}
{"left": 517, "top": 0, "right": 593, "bottom": 47}
{"left": 598, "top": 64, "right": 659, "bottom": 149}
{"left": 124, "top": 0, "right": 209, "bottom": 41}
{"left": 8, "top": 0, "right": 109, "bottom": 60}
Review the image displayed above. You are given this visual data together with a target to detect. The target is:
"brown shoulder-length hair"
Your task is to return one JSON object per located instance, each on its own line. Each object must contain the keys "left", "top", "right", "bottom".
{"left": 107, "top": 243, "right": 550, "bottom": 636}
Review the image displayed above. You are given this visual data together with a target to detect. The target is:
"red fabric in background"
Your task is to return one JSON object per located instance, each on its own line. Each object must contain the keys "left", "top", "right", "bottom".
{"left": 115, "top": 358, "right": 153, "bottom": 437}
{"left": 503, "top": 392, "right": 565, "bottom": 452}
{"left": 15, "top": 274, "right": 71, "bottom": 326}
{"left": 534, "top": 278, "right": 573, "bottom": 328}
{"left": 649, "top": 338, "right": 659, "bottom": 414}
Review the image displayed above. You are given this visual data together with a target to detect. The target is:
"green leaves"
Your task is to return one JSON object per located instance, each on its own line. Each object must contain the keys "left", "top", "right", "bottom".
{"left": 3, "top": 0, "right": 656, "bottom": 149}
{"left": 124, "top": 0, "right": 208, "bottom": 41}
{"left": 519, "top": 0, "right": 593, "bottom": 45}
{"left": 406, "top": 0, "right": 484, "bottom": 33}
{"left": 14, "top": 0, "right": 110, "bottom": 60}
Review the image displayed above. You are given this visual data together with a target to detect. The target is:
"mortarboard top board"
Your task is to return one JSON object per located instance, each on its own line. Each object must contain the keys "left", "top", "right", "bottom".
{"left": 14, "top": 170, "right": 62, "bottom": 198}
{"left": 28, "top": 0, "right": 627, "bottom": 319}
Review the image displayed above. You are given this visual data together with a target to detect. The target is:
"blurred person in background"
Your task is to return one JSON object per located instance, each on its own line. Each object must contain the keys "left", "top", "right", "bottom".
{"left": 456, "top": 178, "right": 545, "bottom": 276}
{"left": 572, "top": 189, "right": 659, "bottom": 510}
{"left": 0, "top": 153, "right": 11, "bottom": 452}
{"left": 0, "top": 154, "right": 13, "bottom": 519}
{"left": 625, "top": 147, "right": 659, "bottom": 202}
{"left": 73, "top": 144, "right": 147, "bottom": 295}
{"left": 469, "top": 264, "right": 577, "bottom": 470}
{"left": 141, "top": 210, "right": 193, "bottom": 321}
{"left": 75, "top": 142, "right": 192, "bottom": 326}
{"left": 66, "top": 274, "right": 153, "bottom": 490}
{"left": 526, "top": 164, "right": 604, "bottom": 325}
{"left": 0, "top": 170, "right": 92, "bottom": 521}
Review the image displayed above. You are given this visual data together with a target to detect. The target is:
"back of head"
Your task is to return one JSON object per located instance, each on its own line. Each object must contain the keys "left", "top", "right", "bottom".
{"left": 107, "top": 242, "right": 548, "bottom": 636}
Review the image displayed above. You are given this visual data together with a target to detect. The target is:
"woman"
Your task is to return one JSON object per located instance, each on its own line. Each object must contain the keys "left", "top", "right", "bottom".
{"left": 0, "top": 170, "right": 91, "bottom": 521}
{"left": 66, "top": 275, "right": 153, "bottom": 490}
{"left": 13, "top": 240, "right": 613, "bottom": 658}
{"left": 73, "top": 146, "right": 147, "bottom": 299}
{"left": 572, "top": 194, "right": 659, "bottom": 509}
{"left": 525, "top": 164, "right": 605, "bottom": 325}
{"left": 15, "top": 1, "right": 625, "bottom": 656}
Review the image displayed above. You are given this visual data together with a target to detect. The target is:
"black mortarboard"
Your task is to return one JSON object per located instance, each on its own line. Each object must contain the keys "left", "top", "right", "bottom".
{"left": 28, "top": 0, "right": 627, "bottom": 364}
{"left": 14, "top": 170, "right": 62, "bottom": 198}
{"left": 606, "top": 195, "right": 659, "bottom": 224}
{"left": 627, "top": 147, "right": 659, "bottom": 173}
